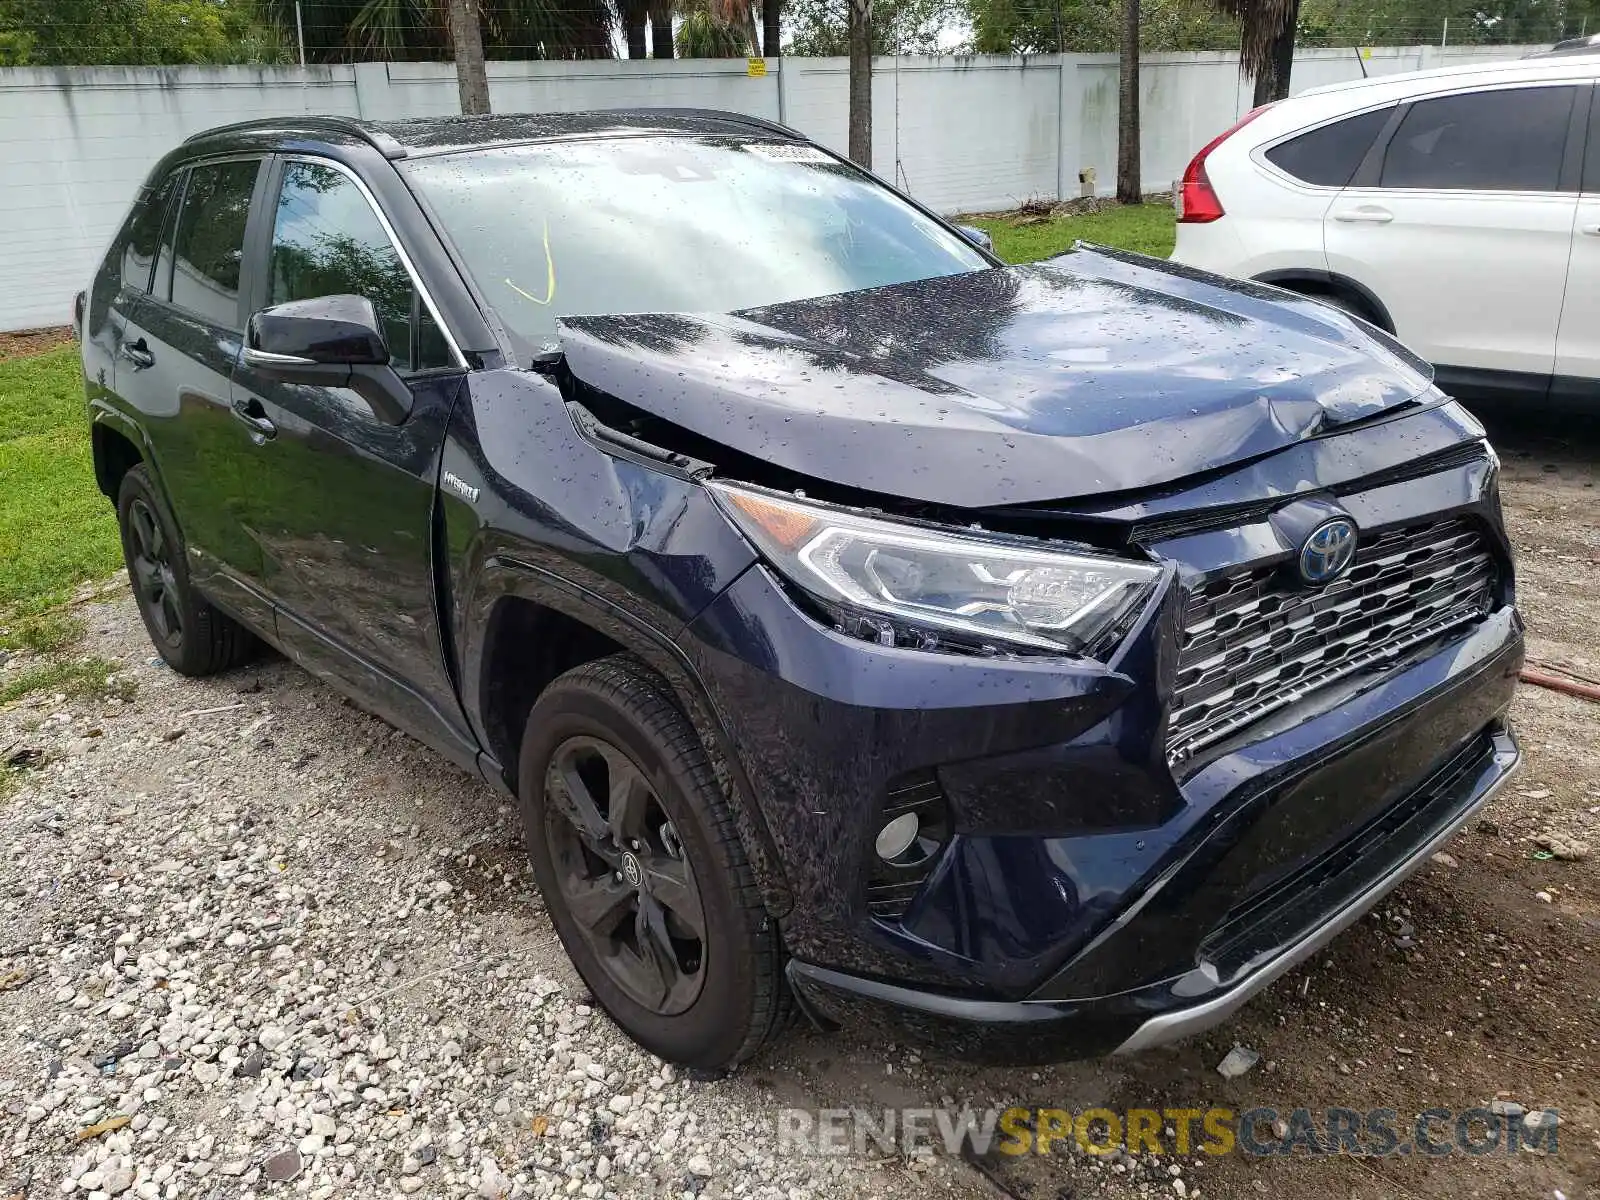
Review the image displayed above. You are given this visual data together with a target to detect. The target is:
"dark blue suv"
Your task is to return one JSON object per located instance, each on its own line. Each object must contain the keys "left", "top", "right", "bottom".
{"left": 77, "top": 111, "right": 1523, "bottom": 1070}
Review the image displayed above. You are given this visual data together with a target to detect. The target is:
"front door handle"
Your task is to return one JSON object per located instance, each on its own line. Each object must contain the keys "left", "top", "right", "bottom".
{"left": 118, "top": 339, "right": 155, "bottom": 370}
{"left": 1332, "top": 207, "right": 1394, "bottom": 224}
{"left": 1581, "top": 224, "right": 1600, "bottom": 237}
{"left": 231, "top": 397, "right": 277, "bottom": 443}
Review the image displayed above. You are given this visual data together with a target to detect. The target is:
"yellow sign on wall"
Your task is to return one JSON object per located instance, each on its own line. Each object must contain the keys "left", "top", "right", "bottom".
{"left": 747, "top": 57, "right": 767, "bottom": 77}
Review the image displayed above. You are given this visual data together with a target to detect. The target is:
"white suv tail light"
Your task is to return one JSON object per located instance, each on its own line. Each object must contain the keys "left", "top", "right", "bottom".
{"left": 1177, "top": 104, "right": 1274, "bottom": 224}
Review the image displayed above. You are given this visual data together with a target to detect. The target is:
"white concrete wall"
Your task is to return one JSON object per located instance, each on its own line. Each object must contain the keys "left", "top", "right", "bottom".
{"left": 0, "top": 45, "right": 1544, "bottom": 332}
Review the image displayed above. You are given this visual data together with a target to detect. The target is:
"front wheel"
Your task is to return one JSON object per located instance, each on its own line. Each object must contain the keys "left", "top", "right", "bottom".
{"left": 518, "top": 654, "right": 788, "bottom": 1070}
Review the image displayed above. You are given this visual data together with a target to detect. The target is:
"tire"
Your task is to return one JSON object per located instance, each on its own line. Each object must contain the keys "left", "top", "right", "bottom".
{"left": 518, "top": 654, "right": 789, "bottom": 1071}
{"left": 116, "top": 465, "right": 257, "bottom": 676}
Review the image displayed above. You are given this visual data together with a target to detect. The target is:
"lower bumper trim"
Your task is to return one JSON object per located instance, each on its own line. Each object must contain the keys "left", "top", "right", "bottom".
{"left": 787, "top": 727, "right": 1519, "bottom": 1063}
{"left": 1111, "top": 730, "right": 1518, "bottom": 1053}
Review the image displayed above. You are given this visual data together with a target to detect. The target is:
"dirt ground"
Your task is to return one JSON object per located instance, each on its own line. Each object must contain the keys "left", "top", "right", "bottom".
{"left": 0, "top": 326, "right": 71, "bottom": 361}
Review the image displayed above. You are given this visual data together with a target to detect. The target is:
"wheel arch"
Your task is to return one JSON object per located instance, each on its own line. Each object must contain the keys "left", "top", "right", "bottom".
{"left": 1253, "top": 268, "right": 1395, "bottom": 333}
{"left": 90, "top": 407, "right": 151, "bottom": 502}
{"left": 471, "top": 563, "right": 794, "bottom": 918}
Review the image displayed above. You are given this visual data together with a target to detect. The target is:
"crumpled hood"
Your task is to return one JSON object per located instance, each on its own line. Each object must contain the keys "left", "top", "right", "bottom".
{"left": 556, "top": 246, "right": 1438, "bottom": 508}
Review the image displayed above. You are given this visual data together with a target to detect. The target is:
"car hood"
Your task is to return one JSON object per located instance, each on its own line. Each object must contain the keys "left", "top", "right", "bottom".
{"left": 556, "top": 246, "right": 1438, "bottom": 508}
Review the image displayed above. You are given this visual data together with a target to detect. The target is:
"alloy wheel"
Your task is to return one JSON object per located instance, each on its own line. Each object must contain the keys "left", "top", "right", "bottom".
{"left": 544, "top": 735, "right": 707, "bottom": 1015}
{"left": 128, "top": 497, "right": 183, "bottom": 648}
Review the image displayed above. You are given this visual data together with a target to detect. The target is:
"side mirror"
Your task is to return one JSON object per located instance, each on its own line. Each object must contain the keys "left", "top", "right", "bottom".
{"left": 246, "top": 294, "right": 389, "bottom": 367}
{"left": 956, "top": 224, "right": 994, "bottom": 253}
{"left": 242, "top": 295, "right": 411, "bottom": 424}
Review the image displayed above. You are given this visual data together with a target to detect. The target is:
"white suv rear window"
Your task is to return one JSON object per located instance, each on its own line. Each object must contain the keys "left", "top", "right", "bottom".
{"left": 1265, "top": 108, "right": 1393, "bottom": 187}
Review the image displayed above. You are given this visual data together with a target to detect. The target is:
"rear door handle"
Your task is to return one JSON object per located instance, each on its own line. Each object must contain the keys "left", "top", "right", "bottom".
{"left": 118, "top": 339, "right": 155, "bottom": 370}
{"left": 230, "top": 397, "right": 277, "bottom": 443}
{"left": 1332, "top": 207, "right": 1394, "bottom": 224}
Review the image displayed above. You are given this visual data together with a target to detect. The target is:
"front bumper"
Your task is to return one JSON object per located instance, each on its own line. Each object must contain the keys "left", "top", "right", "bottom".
{"left": 786, "top": 723, "right": 1517, "bottom": 1061}
{"left": 676, "top": 414, "right": 1521, "bottom": 1061}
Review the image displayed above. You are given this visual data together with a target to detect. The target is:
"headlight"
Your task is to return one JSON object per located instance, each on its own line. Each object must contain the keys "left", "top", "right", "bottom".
{"left": 707, "top": 482, "right": 1162, "bottom": 658}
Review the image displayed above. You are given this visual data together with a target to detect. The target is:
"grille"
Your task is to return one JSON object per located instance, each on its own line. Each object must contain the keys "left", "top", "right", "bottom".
{"left": 1166, "top": 518, "right": 1496, "bottom": 765}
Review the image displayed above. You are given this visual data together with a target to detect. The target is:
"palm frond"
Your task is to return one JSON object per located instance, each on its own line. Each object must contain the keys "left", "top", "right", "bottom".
{"left": 1210, "top": 0, "right": 1295, "bottom": 77}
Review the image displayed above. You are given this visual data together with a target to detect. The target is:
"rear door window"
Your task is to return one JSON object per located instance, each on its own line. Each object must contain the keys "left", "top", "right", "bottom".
{"left": 1585, "top": 86, "right": 1600, "bottom": 193}
{"left": 1266, "top": 107, "right": 1394, "bottom": 187}
{"left": 1379, "top": 86, "right": 1576, "bottom": 192}
{"left": 167, "top": 159, "right": 262, "bottom": 328}
{"left": 120, "top": 173, "right": 179, "bottom": 294}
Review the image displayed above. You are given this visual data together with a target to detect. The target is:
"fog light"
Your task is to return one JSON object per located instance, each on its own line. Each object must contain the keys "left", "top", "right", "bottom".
{"left": 875, "top": 812, "right": 920, "bottom": 861}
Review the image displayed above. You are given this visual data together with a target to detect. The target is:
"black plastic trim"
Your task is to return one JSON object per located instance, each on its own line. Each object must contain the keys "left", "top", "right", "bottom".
{"left": 1252, "top": 268, "right": 1396, "bottom": 333}
{"left": 1434, "top": 364, "right": 1553, "bottom": 403}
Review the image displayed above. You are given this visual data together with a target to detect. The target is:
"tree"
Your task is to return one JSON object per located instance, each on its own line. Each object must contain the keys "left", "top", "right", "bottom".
{"left": 787, "top": 0, "right": 953, "bottom": 55}
{"left": 676, "top": 0, "right": 750, "bottom": 54}
{"left": 446, "top": 0, "right": 491, "bottom": 112}
{"left": 848, "top": 0, "right": 872, "bottom": 167}
{"left": 650, "top": 0, "right": 676, "bottom": 56}
{"left": 763, "top": 0, "right": 781, "bottom": 55}
{"left": 621, "top": 0, "right": 649, "bottom": 57}
{"left": 259, "top": 0, "right": 614, "bottom": 63}
{"left": 965, "top": 0, "right": 1237, "bottom": 54}
{"left": 1116, "top": 0, "right": 1139, "bottom": 202}
{"left": 0, "top": 0, "right": 287, "bottom": 66}
{"left": 1212, "top": 0, "right": 1298, "bottom": 103}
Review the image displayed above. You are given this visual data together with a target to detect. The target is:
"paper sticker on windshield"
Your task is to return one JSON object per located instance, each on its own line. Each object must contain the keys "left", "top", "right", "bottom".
{"left": 746, "top": 143, "right": 835, "bottom": 164}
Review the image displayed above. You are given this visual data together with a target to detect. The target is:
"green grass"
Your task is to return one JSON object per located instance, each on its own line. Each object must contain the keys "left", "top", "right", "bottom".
{"left": 0, "top": 655, "right": 134, "bottom": 707}
{"left": 0, "top": 347, "right": 122, "bottom": 616}
{"left": 973, "top": 203, "right": 1178, "bottom": 265}
{"left": 0, "top": 610, "right": 86, "bottom": 654}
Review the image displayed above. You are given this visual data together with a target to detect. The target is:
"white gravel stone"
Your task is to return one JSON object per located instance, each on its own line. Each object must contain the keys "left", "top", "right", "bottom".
{"left": 0, "top": 595, "right": 974, "bottom": 1200}
{"left": 477, "top": 1157, "right": 512, "bottom": 1200}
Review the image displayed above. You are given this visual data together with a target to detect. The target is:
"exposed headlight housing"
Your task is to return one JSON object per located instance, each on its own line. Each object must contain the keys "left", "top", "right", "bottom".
{"left": 708, "top": 482, "right": 1162, "bottom": 659}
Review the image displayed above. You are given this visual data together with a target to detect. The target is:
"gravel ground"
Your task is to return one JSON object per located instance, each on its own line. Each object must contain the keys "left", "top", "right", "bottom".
{"left": 0, "top": 605, "right": 978, "bottom": 1200}
{"left": 2, "top": 417, "right": 1598, "bottom": 1200}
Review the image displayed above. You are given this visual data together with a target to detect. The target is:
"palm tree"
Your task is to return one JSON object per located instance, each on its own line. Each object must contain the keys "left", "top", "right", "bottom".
{"left": 649, "top": 0, "right": 676, "bottom": 56}
{"left": 1212, "top": 0, "right": 1299, "bottom": 104}
{"left": 848, "top": 0, "right": 871, "bottom": 166}
{"left": 445, "top": 0, "right": 490, "bottom": 111}
{"left": 621, "top": 0, "right": 649, "bottom": 57}
{"left": 762, "top": 0, "right": 780, "bottom": 57}
{"left": 676, "top": 2, "right": 749, "bottom": 54}
{"left": 1116, "top": 0, "right": 1139, "bottom": 203}
{"left": 262, "top": 0, "right": 615, "bottom": 61}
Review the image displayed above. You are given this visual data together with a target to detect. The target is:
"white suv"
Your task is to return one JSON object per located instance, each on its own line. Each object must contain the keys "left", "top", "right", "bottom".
{"left": 1171, "top": 54, "right": 1598, "bottom": 406}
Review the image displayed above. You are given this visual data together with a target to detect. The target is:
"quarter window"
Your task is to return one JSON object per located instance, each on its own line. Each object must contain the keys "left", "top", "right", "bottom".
{"left": 120, "top": 173, "right": 178, "bottom": 294}
{"left": 268, "top": 161, "right": 450, "bottom": 374}
{"left": 1379, "top": 86, "right": 1575, "bottom": 193}
{"left": 1266, "top": 107, "right": 1393, "bottom": 187}
{"left": 168, "top": 160, "right": 261, "bottom": 327}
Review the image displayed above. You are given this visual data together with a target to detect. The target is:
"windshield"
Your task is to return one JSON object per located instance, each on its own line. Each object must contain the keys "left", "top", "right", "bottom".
{"left": 401, "top": 136, "right": 990, "bottom": 361}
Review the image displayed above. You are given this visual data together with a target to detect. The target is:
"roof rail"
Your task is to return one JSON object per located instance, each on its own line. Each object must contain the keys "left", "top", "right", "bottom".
{"left": 616, "top": 107, "right": 804, "bottom": 141}
{"left": 183, "top": 115, "right": 408, "bottom": 160}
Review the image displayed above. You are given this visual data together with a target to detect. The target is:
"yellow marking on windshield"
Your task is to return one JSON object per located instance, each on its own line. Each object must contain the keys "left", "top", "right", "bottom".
{"left": 504, "top": 219, "right": 557, "bottom": 306}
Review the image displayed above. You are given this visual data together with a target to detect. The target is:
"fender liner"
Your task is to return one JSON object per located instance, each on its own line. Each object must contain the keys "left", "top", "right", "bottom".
{"left": 474, "top": 557, "right": 794, "bottom": 919}
{"left": 1253, "top": 269, "right": 1395, "bottom": 333}
{"left": 88, "top": 401, "right": 159, "bottom": 500}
